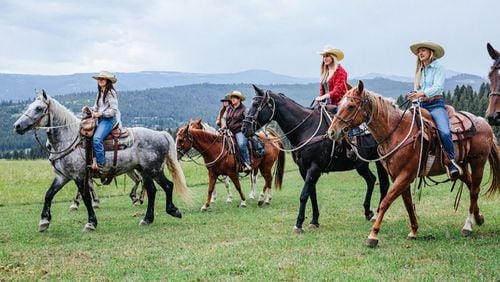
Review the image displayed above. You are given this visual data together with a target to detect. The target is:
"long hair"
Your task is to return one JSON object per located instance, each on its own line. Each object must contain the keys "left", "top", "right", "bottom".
{"left": 414, "top": 49, "right": 436, "bottom": 90}
{"left": 320, "top": 55, "right": 339, "bottom": 83}
{"left": 97, "top": 79, "right": 116, "bottom": 101}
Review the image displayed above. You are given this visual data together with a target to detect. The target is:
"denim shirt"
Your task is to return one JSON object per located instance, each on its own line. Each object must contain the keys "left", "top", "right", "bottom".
{"left": 415, "top": 60, "right": 445, "bottom": 97}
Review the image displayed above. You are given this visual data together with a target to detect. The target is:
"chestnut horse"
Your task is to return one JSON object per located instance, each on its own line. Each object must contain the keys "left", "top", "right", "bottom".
{"left": 176, "top": 121, "right": 285, "bottom": 210}
{"left": 486, "top": 42, "right": 500, "bottom": 126}
{"left": 328, "top": 81, "right": 500, "bottom": 247}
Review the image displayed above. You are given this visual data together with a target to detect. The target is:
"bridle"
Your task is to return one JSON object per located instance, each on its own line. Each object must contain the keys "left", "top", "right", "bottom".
{"left": 23, "top": 99, "right": 51, "bottom": 130}
{"left": 243, "top": 90, "right": 276, "bottom": 135}
{"left": 489, "top": 61, "right": 500, "bottom": 97}
{"left": 333, "top": 92, "right": 374, "bottom": 130}
{"left": 176, "top": 128, "right": 194, "bottom": 158}
{"left": 176, "top": 127, "right": 228, "bottom": 167}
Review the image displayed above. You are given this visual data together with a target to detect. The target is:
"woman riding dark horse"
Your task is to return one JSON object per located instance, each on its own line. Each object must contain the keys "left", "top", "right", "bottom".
{"left": 242, "top": 85, "right": 390, "bottom": 233}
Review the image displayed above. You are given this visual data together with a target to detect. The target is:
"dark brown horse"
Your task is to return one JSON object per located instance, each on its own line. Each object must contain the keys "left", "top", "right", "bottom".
{"left": 486, "top": 42, "right": 500, "bottom": 126}
{"left": 328, "top": 81, "right": 500, "bottom": 247}
{"left": 176, "top": 121, "right": 285, "bottom": 210}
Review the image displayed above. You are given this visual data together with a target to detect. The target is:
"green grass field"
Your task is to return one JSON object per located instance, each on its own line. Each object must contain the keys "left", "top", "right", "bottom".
{"left": 0, "top": 157, "right": 498, "bottom": 280}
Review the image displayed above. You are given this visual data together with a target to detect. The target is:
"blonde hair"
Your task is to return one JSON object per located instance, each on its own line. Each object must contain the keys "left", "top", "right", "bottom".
{"left": 414, "top": 49, "right": 436, "bottom": 90}
{"left": 320, "top": 55, "right": 339, "bottom": 83}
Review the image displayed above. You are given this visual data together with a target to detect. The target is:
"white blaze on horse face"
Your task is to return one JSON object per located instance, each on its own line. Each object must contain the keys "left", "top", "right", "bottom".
{"left": 338, "top": 96, "right": 348, "bottom": 108}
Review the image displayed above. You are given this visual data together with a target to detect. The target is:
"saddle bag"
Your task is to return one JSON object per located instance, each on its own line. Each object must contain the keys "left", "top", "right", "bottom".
{"left": 80, "top": 116, "right": 96, "bottom": 137}
{"left": 251, "top": 136, "right": 266, "bottom": 158}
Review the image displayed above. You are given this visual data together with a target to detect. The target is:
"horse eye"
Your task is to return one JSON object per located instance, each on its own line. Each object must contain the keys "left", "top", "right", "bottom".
{"left": 347, "top": 105, "right": 356, "bottom": 111}
{"left": 35, "top": 106, "right": 43, "bottom": 112}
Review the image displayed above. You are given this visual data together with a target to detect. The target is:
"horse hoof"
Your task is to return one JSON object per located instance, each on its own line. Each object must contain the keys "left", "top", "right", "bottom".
{"left": 69, "top": 203, "right": 78, "bottom": 211}
{"left": 461, "top": 229, "right": 472, "bottom": 236}
{"left": 201, "top": 206, "right": 208, "bottom": 212}
{"left": 406, "top": 235, "right": 417, "bottom": 240}
{"left": 133, "top": 200, "right": 142, "bottom": 206}
{"left": 365, "top": 211, "right": 374, "bottom": 221}
{"left": 257, "top": 200, "right": 264, "bottom": 207}
{"left": 366, "top": 238, "right": 379, "bottom": 248}
{"left": 265, "top": 201, "right": 270, "bottom": 206}
{"left": 226, "top": 198, "right": 233, "bottom": 203}
{"left": 249, "top": 194, "right": 255, "bottom": 200}
{"left": 167, "top": 209, "right": 182, "bottom": 219}
{"left": 308, "top": 223, "right": 320, "bottom": 229}
{"left": 240, "top": 203, "right": 247, "bottom": 208}
{"left": 38, "top": 219, "right": 50, "bottom": 232}
{"left": 369, "top": 213, "right": 378, "bottom": 223}
{"left": 476, "top": 214, "right": 484, "bottom": 226}
{"left": 293, "top": 226, "right": 304, "bottom": 234}
{"left": 139, "top": 219, "right": 150, "bottom": 226}
{"left": 83, "top": 222, "right": 96, "bottom": 231}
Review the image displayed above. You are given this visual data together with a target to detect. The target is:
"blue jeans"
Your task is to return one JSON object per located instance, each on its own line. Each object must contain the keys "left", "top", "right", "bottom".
{"left": 420, "top": 99, "right": 455, "bottom": 162}
{"left": 235, "top": 132, "right": 250, "bottom": 164}
{"left": 93, "top": 117, "right": 116, "bottom": 166}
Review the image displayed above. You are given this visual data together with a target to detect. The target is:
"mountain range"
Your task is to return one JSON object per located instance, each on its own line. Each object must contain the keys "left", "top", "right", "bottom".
{"left": 0, "top": 69, "right": 488, "bottom": 102}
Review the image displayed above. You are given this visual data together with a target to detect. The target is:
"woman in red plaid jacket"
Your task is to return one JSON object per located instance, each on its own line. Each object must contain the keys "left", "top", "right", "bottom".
{"left": 316, "top": 47, "right": 348, "bottom": 105}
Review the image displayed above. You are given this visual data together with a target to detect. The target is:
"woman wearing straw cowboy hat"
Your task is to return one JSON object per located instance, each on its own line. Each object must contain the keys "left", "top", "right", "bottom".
{"left": 224, "top": 90, "right": 252, "bottom": 172}
{"left": 317, "top": 47, "right": 348, "bottom": 105}
{"left": 82, "top": 70, "right": 121, "bottom": 172}
{"left": 406, "top": 40, "right": 462, "bottom": 179}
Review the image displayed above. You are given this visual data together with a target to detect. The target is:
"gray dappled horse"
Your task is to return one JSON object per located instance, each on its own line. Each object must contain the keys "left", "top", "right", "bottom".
{"left": 13, "top": 92, "right": 189, "bottom": 231}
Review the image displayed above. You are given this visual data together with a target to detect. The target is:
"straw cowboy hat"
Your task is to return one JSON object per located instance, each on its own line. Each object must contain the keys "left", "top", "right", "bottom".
{"left": 227, "top": 90, "right": 246, "bottom": 101}
{"left": 410, "top": 41, "right": 445, "bottom": 59}
{"left": 92, "top": 70, "right": 117, "bottom": 84}
{"left": 318, "top": 47, "right": 344, "bottom": 61}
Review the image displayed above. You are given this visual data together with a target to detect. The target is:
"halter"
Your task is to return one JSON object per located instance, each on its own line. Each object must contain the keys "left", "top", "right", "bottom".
{"left": 176, "top": 127, "right": 228, "bottom": 168}
{"left": 333, "top": 93, "right": 374, "bottom": 130}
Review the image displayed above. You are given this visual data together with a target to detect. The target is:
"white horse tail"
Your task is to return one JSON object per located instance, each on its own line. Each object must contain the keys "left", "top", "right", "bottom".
{"left": 164, "top": 132, "right": 191, "bottom": 203}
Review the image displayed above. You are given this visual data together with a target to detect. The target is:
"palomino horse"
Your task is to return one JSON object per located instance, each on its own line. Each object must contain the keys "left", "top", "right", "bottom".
{"left": 486, "top": 42, "right": 500, "bottom": 126}
{"left": 327, "top": 81, "right": 500, "bottom": 247}
{"left": 188, "top": 119, "right": 264, "bottom": 202}
{"left": 13, "top": 92, "right": 189, "bottom": 231}
{"left": 242, "top": 85, "right": 390, "bottom": 233}
{"left": 176, "top": 120, "right": 285, "bottom": 210}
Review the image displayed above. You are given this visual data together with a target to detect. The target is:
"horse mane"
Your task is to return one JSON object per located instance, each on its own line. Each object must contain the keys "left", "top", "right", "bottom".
{"left": 272, "top": 91, "right": 314, "bottom": 113}
{"left": 43, "top": 96, "right": 80, "bottom": 130}
{"left": 188, "top": 128, "right": 224, "bottom": 143}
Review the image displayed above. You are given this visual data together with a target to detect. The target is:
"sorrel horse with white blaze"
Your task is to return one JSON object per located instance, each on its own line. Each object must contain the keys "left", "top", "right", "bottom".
{"left": 176, "top": 120, "right": 285, "bottom": 210}
{"left": 486, "top": 42, "right": 500, "bottom": 126}
{"left": 13, "top": 92, "right": 189, "bottom": 231}
{"left": 327, "top": 81, "right": 500, "bottom": 247}
{"left": 242, "top": 85, "right": 390, "bottom": 233}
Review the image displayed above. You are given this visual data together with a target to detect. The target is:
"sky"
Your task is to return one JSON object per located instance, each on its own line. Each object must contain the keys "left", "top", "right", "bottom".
{"left": 0, "top": 0, "right": 498, "bottom": 78}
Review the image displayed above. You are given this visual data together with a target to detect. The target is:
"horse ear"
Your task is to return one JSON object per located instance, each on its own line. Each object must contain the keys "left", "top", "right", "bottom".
{"left": 252, "top": 84, "right": 263, "bottom": 96}
{"left": 196, "top": 119, "right": 202, "bottom": 125}
{"left": 357, "top": 80, "right": 364, "bottom": 94}
{"left": 487, "top": 43, "right": 499, "bottom": 60}
{"left": 42, "top": 89, "right": 47, "bottom": 100}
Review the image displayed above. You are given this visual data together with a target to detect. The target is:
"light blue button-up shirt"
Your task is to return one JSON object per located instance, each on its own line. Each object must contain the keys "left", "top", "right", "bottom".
{"left": 415, "top": 60, "right": 445, "bottom": 97}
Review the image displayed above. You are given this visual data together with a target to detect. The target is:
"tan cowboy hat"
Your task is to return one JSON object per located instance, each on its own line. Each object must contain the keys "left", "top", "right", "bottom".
{"left": 410, "top": 41, "right": 445, "bottom": 59}
{"left": 318, "top": 47, "right": 344, "bottom": 61}
{"left": 92, "top": 70, "right": 117, "bottom": 84}
{"left": 227, "top": 90, "right": 246, "bottom": 101}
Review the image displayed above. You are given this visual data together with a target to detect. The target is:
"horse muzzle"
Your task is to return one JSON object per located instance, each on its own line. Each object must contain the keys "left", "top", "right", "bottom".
{"left": 486, "top": 112, "right": 500, "bottom": 126}
{"left": 327, "top": 127, "right": 343, "bottom": 141}
{"left": 13, "top": 121, "right": 30, "bottom": 135}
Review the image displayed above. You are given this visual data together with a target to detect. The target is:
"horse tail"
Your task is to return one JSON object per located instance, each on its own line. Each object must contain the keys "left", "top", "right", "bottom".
{"left": 273, "top": 139, "right": 285, "bottom": 191}
{"left": 485, "top": 140, "right": 500, "bottom": 198}
{"left": 164, "top": 132, "right": 191, "bottom": 203}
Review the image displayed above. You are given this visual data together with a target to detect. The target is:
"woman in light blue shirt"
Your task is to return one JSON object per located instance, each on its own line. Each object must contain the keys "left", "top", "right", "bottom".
{"left": 406, "top": 41, "right": 462, "bottom": 179}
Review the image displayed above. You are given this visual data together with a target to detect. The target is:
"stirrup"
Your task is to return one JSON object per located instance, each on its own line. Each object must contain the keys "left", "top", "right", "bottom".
{"left": 450, "top": 160, "right": 463, "bottom": 176}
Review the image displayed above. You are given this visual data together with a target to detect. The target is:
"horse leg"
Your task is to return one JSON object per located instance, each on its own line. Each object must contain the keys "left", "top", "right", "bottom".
{"left": 249, "top": 170, "right": 257, "bottom": 200}
{"left": 294, "top": 164, "right": 321, "bottom": 233}
{"left": 155, "top": 173, "right": 182, "bottom": 219}
{"left": 374, "top": 161, "right": 390, "bottom": 222}
{"left": 128, "top": 171, "right": 139, "bottom": 205}
{"left": 40, "top": 176, "right": 71, "bottom": 231}
{"left": 462, "top": 163, "right": 484, "bottom": 236}
{"left": 211, "top": 188, "right": 217, "bottom": 203}
{"left": 90, "top": 183, "right": 100, "bottom": 209}
{"left": 367, "top": 176, "right": 411, "bottom": 247}
{"left": 202, "top": 172, "right": 217, "bottom": 211}
{"left": 228, "top": 173, "right": 247, "bottom": 208}
{"left": 70, "top": 189, "right": 80, "bottom": 211}
{"left": 401, "top": 188, "right": 418, "bottom": 240}
{"left": 75, "top": 179, "right": 98, "bottom": 231}
{"left": 258, "top": 169, "right": 271, "bottom": 206}
{"left": 140, "top": 176, "right": 156, "bottom": 225}
{"left": 224, "top": 176, "right": 233, "bottom": 203}
{"left": 356, "top": 163, "right": 376, "bottom": 221}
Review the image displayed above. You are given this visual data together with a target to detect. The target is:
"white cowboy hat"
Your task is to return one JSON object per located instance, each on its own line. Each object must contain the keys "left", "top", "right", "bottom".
{"left": 227, "top": 90, "right": 246, "bottom": 101}
{"left": 92, "top": 70, "right": 117, "bottom": 84}
{"left": 318, "top": 47, "right": 344, "bottom": 61}
{"left": 410, "top": 41, "right": 445, "bottom": 59}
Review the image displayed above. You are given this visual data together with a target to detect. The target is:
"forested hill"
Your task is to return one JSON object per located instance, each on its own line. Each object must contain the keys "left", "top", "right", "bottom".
{"left": 1, "top": 81, "right": 497, "bottom": 159}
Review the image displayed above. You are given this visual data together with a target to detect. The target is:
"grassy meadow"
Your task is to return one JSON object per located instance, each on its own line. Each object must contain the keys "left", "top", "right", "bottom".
{"left": 0, "top": 157, "right": 498, "bottom": 281}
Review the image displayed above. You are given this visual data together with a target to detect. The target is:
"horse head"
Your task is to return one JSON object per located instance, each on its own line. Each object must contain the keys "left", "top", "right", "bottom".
{"left": 327, "top": 81, "right": 370, "bottom": 140}
{"left": 242, "top": 84, "right": 275, "bottom": 137}
{"left": 486, "top": 42, "right": 500, "bottom": 126}
{"left": 189, "top": 118, "right": 204, "bottom": 130}
{"left": 14, "top": 90, "right": 51, "bottom": 135}
{"left": 175, "top": 124, "right": 193, "bottom": 159}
